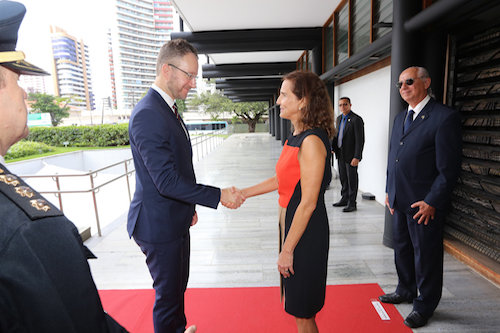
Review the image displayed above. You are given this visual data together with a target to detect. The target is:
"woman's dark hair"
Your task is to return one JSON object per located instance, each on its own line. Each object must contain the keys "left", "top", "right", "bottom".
{"left": 282, "top": 70, "right": 336, "bottom": 138}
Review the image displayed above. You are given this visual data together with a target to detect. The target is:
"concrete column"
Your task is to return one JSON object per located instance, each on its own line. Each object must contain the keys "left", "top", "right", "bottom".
{"left": 280, "top": 118, "right": 291, "bottom": 145}
{"left": 269, "top": 107, "right": 275, "bottom": 136}
{"left": 383, "top": 0, "right": 422, "bottom": 248}
{"left": 275, "top": 105, "right": 281, "bottom": 141}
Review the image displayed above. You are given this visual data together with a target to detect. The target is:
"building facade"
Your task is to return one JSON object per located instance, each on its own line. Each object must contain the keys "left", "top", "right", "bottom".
{"left": 19, "top": 75, "right": 49, "bottom": 95}
{"left": 50, "top": 26, "right": 95, "bottom": 110}
{"left": 170, "top": 0, "right": 500, "bottom": 274}
{"left": 109, "top": 0, "right": 177, "bottom": 111}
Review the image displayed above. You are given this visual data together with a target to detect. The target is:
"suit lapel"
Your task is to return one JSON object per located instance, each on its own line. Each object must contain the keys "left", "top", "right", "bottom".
{"left": 403, "top": 99, "right": 434, "bottom": 136}
{"left": 178, "top": 114, "right": 191, "bottom": 142}
{"left": 343, "top": 112, "right": 353, "bottom": 134}
{"left": 152, "top": 89, "right": 191, "bottom": 143}
{"left": 150, "top": 89, "right": 191, "bottom": 148}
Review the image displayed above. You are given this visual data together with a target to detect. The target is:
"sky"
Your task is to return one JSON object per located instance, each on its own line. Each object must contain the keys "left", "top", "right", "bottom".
{"left": 16, "top": 0, "right": 115, "bottom": 105}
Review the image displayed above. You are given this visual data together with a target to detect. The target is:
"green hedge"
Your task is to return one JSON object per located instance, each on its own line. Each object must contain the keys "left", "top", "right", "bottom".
{"left": 5, "top": 141, "right": 54, "bottom": 160}
{"left": 26, "top": 124, "right": 129, "bottom": 147}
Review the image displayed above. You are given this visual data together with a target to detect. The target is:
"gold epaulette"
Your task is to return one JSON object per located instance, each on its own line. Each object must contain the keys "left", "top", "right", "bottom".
{"left": 0, "top": 164, "right": 63, "bottom": 220}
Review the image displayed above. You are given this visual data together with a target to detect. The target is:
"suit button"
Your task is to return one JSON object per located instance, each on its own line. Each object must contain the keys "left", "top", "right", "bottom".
{"left": 400, "top": 141, "right": 404, "bottom": 145}
{"left": 396, "top": 159, "right": 399, "bottom": 162}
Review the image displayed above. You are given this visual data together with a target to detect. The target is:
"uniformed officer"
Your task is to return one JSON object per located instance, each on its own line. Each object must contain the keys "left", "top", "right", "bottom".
{"left": 0, "top": 1, "right": 127, "bottom": 332}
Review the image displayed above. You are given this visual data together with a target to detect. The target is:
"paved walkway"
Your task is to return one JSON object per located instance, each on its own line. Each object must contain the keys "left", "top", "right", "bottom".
{"left": 85, "top": 133, "right": 500, "bottom": 333}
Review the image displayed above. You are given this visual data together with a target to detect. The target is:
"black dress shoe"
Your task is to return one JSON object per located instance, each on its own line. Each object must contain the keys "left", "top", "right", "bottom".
{"left": 378, "top": 292, "right": 412, "bottom": 304}
{"left": 332, "top": 200, "right": 348, "bottom": 207}
{"left": 404, "top": 311, "right": 428, "bottom": 328}
{"left": 342, "top": 206, "right": 357, "bottom": 212}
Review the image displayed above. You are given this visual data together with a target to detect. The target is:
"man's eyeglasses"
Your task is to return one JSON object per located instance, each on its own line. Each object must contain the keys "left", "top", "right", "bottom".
{"left": 338, "top": 103, "right": 349, "bottom": 107}
{"left": 168, "top": 63, "right": 197, "bottom": 81}
{"left": 396, "top": 77, "right": 422, "bottom": 89}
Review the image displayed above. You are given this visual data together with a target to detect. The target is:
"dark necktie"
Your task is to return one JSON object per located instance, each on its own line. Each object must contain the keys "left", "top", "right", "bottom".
{"left": 172, "top": 102, "right": 189, "bottom": 139}
{"left": 172, "top": 103, "right": 180, "bottom": 121}
{"left": 404, "top": 110, "right": 414, "bottom": 134}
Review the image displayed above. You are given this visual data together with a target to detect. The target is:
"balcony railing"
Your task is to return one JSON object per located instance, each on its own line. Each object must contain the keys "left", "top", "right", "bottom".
{"left": 19, "top": 131, "right": 226, "bottom": 237}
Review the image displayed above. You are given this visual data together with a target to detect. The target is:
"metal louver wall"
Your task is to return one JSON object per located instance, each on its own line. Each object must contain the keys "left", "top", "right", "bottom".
{"left": 446, "top": 24, "right": 500, "bottom": 262}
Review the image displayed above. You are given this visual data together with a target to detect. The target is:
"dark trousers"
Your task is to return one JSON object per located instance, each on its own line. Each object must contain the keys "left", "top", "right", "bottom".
{"left": 337, "top": 155, "right": 358, "bottom": 206}
{"left": 392, "top": 208, "right": 444, "bottom": 318}
{"left": 135, "top": 232, "right": 190, "bottom": 333}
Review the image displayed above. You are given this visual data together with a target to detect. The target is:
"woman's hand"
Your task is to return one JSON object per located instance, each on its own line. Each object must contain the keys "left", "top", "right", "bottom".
{"left": 278, "top": 249, "right": 294, "bottom": 278}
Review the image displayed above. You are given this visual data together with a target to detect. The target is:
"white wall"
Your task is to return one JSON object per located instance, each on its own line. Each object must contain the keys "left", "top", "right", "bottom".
{"left": 334, "top": 65, "right": 391, "bottom": 205}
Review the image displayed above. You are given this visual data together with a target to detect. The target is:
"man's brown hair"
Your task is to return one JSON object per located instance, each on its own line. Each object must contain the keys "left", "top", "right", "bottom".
{"left": 156, "top": 39, "right": 198, "bottom": 74}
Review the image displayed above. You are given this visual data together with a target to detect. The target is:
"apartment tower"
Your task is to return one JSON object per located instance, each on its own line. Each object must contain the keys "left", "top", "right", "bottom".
{"left": 109, "top": 0, "right": 177, "bottom": 111}
{"left": 50, "top": 26, "right": 95, "bottom": 110}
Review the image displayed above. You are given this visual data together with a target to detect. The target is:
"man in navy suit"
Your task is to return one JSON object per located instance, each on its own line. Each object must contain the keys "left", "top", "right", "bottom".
{"left": 379, "top": 66, "right": 462, "bottom": 328}
{"left": 127, "top": 39, "right": 244, "bottom": 333}
{"left": 331, "top": 97, "right": 365, "bottom": 212}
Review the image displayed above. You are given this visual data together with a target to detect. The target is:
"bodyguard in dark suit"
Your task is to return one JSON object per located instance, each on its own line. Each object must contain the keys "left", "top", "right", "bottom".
{"left": 0, "top": 2, "right": 126, "bottom": 332}
{"left": 332, "top": 97, "right": 365, "bottom": 212}
{"left": 379, "top": 66, "right": 462, "bottom": 328}
{"left": 127, "top": 39, "right": 243, "bottom": 333}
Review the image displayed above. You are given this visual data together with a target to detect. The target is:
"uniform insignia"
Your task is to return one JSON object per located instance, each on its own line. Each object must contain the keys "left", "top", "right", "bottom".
{"left": 30, "top": 199, "right": 51, "bottom": 212}
{"left": 421, "top": 115, "right": 425, "bottom": 119}
{"left": 0, "top": 174, "right": 20, "bottom": 186}
{"left": 0, "top": 165, "right": 63, "bottom": 220}
{"left": 0, "top": 168, "right": 4, "bottom": 173}
{"left": 15, "top": 186, "right": 35, "bottom": 198}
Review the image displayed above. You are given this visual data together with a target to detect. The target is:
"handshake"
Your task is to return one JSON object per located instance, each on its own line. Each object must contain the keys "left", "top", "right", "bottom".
{"left": 220, "top": 187, "right": 246, "bottom": 209}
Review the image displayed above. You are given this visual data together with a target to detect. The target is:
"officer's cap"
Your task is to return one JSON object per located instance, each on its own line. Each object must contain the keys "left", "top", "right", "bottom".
{"left": 0, "top": 0, "right": 49, "bottom": 76}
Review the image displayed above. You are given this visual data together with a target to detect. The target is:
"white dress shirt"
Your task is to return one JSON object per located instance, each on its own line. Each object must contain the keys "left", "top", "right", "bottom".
{"left": 409, "top": 95, "right": 431, "bottom": 118}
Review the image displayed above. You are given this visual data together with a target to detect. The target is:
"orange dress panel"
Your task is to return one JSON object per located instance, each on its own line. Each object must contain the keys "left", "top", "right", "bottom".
{"left": 276, "top": 140, "right": 301, "bottom": 208}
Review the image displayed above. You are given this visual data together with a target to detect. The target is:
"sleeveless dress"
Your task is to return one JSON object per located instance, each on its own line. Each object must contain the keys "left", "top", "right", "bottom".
{"left": 275, "top": 128, "right": 332, "bottom": 318}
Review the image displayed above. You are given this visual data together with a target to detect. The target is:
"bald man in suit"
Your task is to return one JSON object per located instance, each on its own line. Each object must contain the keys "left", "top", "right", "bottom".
{"left": 380, "top": 66, "right": 461, "bottom": 328}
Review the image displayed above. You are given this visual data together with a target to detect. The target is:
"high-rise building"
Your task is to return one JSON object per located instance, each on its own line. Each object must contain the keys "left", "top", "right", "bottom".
{"left": 19, "top": 75, "right": 49, "bottom": 95}
{"left": 107, "top": 30, "right": 118, "bottom": 110}
{"left": 109, "top": 0, "right": 177, "bottom": 111}
{"left": 50, "top": 26, "right": 95, "bottom": 110}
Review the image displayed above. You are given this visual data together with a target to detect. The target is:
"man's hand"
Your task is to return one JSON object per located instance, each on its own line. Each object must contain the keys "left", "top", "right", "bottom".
{"left": 220, "top": 187, "right": 245, "bottom": 209}
{"left": 411, "top": 201, "right": 435, "bottom": 225}
{"left": 191, "top": 211, "right": 198, "bottom": 226}
{"left": 385, "top": 193, "right": 394, "bottom": 215}
{"left": 350, "top": 158, "right": 360, "bottom": 167}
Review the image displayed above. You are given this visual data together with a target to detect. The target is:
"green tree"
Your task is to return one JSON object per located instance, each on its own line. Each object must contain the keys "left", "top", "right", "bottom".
{"left": 189, "top": 91, "right": 233, "bottom": 121}
{"left": 189, "top": 91, "right": 268, "bottom": 132}
{"left": 233, "top": 101, "right": 268, "bottom": 133}
{"left": 28, "top": 93, "right": 70, "bottom": 127}
{"left": 175, "top": 99, "right": 187, "bottom": 115}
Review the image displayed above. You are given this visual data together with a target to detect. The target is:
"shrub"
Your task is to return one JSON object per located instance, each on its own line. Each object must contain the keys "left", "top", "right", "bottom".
{"left": 26, "top": 123, "right": 129, "bottom": 147}
{"left": 5, "top": 141, "right": 54, "bottom": 160}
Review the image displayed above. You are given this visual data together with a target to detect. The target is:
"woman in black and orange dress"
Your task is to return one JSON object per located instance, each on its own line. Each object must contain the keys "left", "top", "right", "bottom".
{"left": 242, "top": 71, "right": 335, "bottom": 333}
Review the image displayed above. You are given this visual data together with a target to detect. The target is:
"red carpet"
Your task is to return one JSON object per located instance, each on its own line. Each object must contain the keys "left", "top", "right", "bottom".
{"left": 99, "top": 284, "right": 411, "bottom": 333}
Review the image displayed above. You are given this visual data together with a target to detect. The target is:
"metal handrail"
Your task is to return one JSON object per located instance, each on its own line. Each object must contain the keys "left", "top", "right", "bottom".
{"left": 18, "top": 131, "right": 226, "bottom": 237}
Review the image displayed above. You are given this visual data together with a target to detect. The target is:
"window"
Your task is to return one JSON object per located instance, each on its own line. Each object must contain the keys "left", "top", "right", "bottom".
{"left": 321, "top": 0, "right": 393, "bottom": 72}
{"left": 308, "top": 50, "right": 313, "bottom": 72}
{"left": 373, "top": 0, "right": 393, "bottom": 40}
{"left": 335, "top": 4, "right": 349, "bottom": 64}
{"left": 351, "top": 0, "right": 371, "bottom": 55}
{"left": 324, "top": 18, "right": 334, "bottom": 71}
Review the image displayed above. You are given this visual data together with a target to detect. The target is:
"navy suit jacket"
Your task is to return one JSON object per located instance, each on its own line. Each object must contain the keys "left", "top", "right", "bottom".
{"left": 386, "top": 98, "right": 462, "bottom": 213}
{"left": 127, "top": 88, "right": 221, "bottom": 243}
{"left": 332, "top": 111, "right": 365, "bottom": 161}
